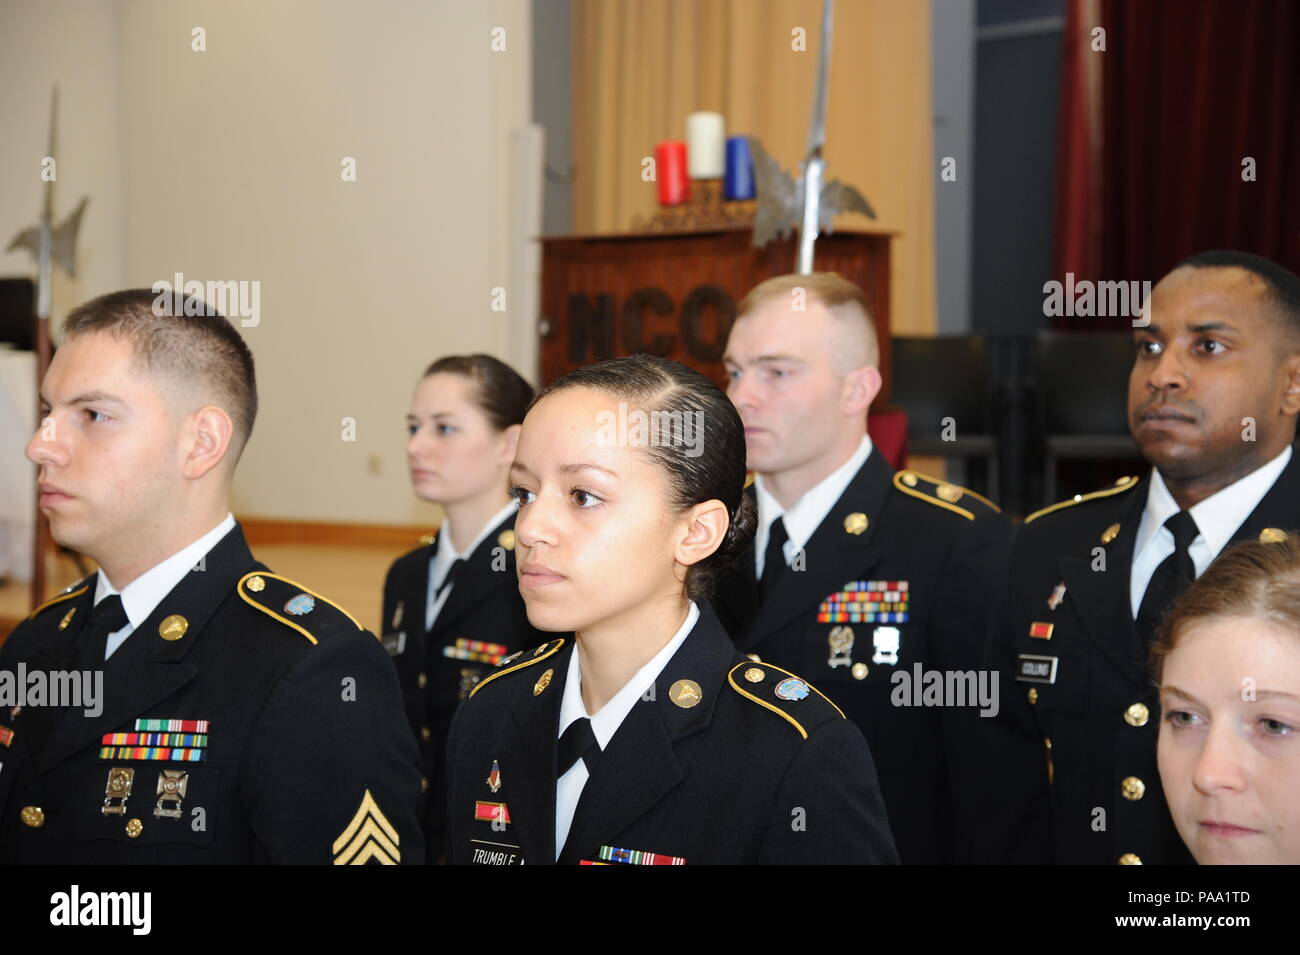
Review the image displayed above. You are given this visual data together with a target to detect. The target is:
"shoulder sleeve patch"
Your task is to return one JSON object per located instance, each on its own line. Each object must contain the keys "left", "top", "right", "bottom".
{"left": 469, "top": 639, "right": 566, "bottom": 698}
{"left": 237, "top": 572, "right": 364, "bottom": 646}
{"left": 1025, "top": 474, "right": 1140, "bottom": 524}
{"left": 726, "top": 662, "right": 845, "bottom": 740}
{"left": 24, "top": 580, "right": 92, "bottom": 621}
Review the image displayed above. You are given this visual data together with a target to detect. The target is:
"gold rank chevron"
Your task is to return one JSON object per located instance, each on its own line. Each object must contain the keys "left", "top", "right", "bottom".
{"left": 332, "top": 789, "right": 400, "bottom": 865}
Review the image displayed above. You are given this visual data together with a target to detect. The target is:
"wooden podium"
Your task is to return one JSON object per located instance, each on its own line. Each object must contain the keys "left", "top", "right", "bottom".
{"left": 538, "top": 227, "right": 895, "bottom": 407}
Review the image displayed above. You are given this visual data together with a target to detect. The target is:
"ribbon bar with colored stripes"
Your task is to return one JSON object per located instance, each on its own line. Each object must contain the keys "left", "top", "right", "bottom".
{"left": 597, "top": 845, "right": 686, "bottom": 865}
{"left": 98, "top": 746, "right": 207, "bottom": 762}
{"left": 101, "top": 732, "right": 208, "bottom": 748}
{"left": 135, "top": 718, "right": 210, "bottom": 733}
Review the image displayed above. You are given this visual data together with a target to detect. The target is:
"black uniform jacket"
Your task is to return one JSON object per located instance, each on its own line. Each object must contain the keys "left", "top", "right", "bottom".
{"left": 712, "top": 450, "right": 1014, "bottom": 863}
{"left": 0, "top": 523, "right": 422, "bottom": 864}
{"left": 445, "top": 604, "right": 899, "bottom": 865}
{"left": 381, "top": 509, "right": 545, "bottom": 859}
{"left": 997, "top": 446, "right": 1300, "bottom": 865}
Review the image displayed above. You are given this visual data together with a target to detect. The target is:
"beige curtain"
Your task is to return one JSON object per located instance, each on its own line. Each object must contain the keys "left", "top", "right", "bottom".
{"left": 571, "top": 0, "right": 937, "bottom": 335}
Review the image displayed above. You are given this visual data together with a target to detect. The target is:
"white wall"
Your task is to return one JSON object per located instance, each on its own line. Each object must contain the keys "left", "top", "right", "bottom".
{"left": 0, "top": 0, "right": 126, "bottom": 322}
{"left": 0, "top": 0, "right": 536, "bottom": 527}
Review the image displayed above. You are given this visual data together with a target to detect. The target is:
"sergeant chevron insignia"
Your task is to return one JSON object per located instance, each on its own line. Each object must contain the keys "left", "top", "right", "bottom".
{"left": 332, "top": 789, "right": 400, "bottom": 865}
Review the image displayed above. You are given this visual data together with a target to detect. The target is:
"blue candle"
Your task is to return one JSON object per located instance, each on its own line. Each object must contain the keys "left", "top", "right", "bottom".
{"left": 724, "top": 136, "right": 755, "bottom": 200}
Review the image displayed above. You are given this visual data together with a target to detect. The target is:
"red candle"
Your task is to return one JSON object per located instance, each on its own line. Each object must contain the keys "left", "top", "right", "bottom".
{"left": 656, "top": 140, "right": 690, "bottom": 206}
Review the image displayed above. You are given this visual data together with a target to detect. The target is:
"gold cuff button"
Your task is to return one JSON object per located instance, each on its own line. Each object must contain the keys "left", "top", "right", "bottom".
{"left": 851, "top": 662, "right": 869, "bottom": 680}
{"left": 125, "top": 818, "right": 143, "bottom": 838}
{"left": 20, "top": 806, "right": 45, "bottom": 828}
{"left": 417, "top": 672, "right": 427, "bottom": 689}
{"left": 1118, "top": 852, "right": 1142, "bottom": 865}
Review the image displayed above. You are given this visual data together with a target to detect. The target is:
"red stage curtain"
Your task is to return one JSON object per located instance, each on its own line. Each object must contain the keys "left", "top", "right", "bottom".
{"left": 1055, "top": 0, "right": 1300, "bottom": 285}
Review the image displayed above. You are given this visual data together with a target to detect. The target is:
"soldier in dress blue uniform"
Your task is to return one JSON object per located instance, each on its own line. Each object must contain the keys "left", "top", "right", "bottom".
{"left": 445, "top": 355, "right": 897, "bottom": 865}
{"left": 995, "top": 251, "right": 1300, "bottom": 865}
{"left": 0, "top": 290, "right": 421, "bottom": 863}
{"left": 381, "top": 354, "right": 546, "bottom": 861}
{"left": 712, "top": 273, "right": 1015, "bottom": 864}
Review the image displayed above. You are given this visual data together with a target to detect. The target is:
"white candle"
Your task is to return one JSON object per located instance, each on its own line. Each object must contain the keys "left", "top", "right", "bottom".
{"left": 686, "top": 111, "right": 725, "bottom": 179}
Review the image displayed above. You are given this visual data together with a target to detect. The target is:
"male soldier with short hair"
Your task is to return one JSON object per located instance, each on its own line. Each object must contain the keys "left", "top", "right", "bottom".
{"left": 714, "top": 272, "right": 1013, "bottom": 863}
{"left": 0, "top": 289, "right": 422, "bottom": 863}
{"left": 998, "top": 250, "right": 1300, "bottom": 864}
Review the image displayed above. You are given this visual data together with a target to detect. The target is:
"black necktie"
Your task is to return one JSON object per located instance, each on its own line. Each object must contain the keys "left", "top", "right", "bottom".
{"left": 79, "top": 594, "right": 129, "bottom": 665}
{"left": 759, "top": 516, "right": 789, "bottom": 601}
{"left": 557, "top": 717, "right": 601, "bottom": 776}
{"left": 1136, "top": 511, "right": 1200, "bottom": 645}
{"left": 436, "top": 558, "right": 465, "bottom": 598}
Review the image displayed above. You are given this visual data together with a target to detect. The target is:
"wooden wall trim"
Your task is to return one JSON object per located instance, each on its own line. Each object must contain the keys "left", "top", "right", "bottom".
{"left": 237, "top": 517, "right": 435, "bottom": 550}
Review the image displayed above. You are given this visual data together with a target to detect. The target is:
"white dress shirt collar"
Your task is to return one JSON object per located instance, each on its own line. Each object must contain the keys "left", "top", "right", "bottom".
{"left": 1135, "top": 445, "right": 1292, "bottom": 565}
{"left": 753, "top": 434, "right": 874, "bottom": 576}
{"left": 553, "top": 600, "right": 701, "bottom": 857}
{"left": 93, "top": 513, "right": 237, "bottom": 657}
{"left": 435, "top": 499, "right": 519, "bottom": 568}
{"left": 426, "top": 499, "right": 519, "bottom": 631}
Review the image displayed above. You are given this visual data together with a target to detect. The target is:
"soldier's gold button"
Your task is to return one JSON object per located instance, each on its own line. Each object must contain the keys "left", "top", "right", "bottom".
{"left": 247, "top": 575, "right": 266, "bottom": 593}
{"left": 125, "top": 818, "right": 143, "bottom": 838}
{"left": 420, "top": 726, "right": 431, "bottom": 742}
{"left": 20, "top": 806, "right": 45, "bottom": 828}
{"left": 744, "top": 667, "right": 765, "bottom": 683}
{"left": 901, "top": 471, "right": 918, "bottom": 487}
{"left": 1101, "top": 523, "right": 1121, "bottom": 545}
{"left": 669, "top": 679, "right": 703, "bottom": 709}
{"left": 1260, "top": 527, "right": 1287, "bottom": 543}
{"left": 936, "top": 482, "right": 963, "bottom": 504}
{"left": 851, "top": 662, "right": 869, "bottom": 680}
{"left": 497, "top": 529, "right": 516, "bottom": 551}
{"left": 1028, "top": 687, "right": 1039, "bottom": 704}
{"left": 158, "top": 614, "right": 188, "bottom": 641}
{"left": 420, "top": 777, "right": 429, "bottom": 792}
{"left": 1118, "top": 852, "right": 1142, "bottom": 865}
{"left": 746, "top": 653, "right": 762, "bottom": 663}
{"left": 1125, "top": 702, "right": 1149, "bottom": 727}
{"left": 1121, "top": 776, "right": 1146, "bottom": 801}
{"left": 843, "top": 512, "right": 868, "bottom": 535}
{"left": 417, "top": 672, "right": 427, "bottom": 689}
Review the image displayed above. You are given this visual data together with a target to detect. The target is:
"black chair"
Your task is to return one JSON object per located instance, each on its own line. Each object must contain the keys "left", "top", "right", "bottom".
{"left": 1030, "top": 332, "right": 1140, "bottom": 502}
{"left": 891, "top": 335, "right": 999, "bottom": 501}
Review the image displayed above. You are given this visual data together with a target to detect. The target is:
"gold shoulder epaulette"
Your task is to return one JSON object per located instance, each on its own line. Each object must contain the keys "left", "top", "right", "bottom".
{"left": 237, "top": 571, "right": 364, "bottom": 646}
{"left": 1025, "top": 475, "right": 1141, "bottom": 524}
{"left": 725, "top": 661, "right": 845, "bottom": 740}
{"left": 469, "top": 639, "right": 566, "bottom": 698}
{"left": 892, "top": 469, "right": 1000, "bottom": 520}
{"left": 25, "top": 581, "right": 91, "bottom": 621}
